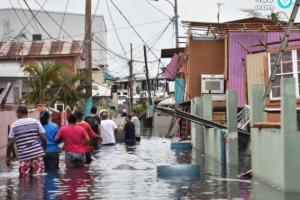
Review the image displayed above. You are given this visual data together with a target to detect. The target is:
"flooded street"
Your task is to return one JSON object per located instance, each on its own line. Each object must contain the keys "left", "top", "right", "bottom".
{"left": 0, "top": 127, "right": 298, "bottom": 200}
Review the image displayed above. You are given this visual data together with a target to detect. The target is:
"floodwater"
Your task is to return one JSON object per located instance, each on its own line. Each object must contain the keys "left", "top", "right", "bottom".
{"left": 0, "top": 127, "right": 299, "bottom": 200}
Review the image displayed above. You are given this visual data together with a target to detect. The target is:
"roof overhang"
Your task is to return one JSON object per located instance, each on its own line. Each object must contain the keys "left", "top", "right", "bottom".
{"left": 161, "top": 48, "right": 185, "bottom": 58}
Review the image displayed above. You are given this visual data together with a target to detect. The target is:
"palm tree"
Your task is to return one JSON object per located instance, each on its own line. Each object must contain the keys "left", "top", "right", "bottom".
{"left": 267, "top": 11, "right": 289, "bottom": 21}
{"left": 23, "top": 61, "right": 88, "bottom": 109}
{"left": 239, "top": 9, "right": 289, "bottom": 21}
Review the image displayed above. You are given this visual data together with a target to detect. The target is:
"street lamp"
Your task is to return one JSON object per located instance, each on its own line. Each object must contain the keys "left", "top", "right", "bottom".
{"left": 152, "top": 0, "right": 179, "bottom": 48}
{"left": 217, "top": 3, "right": 225, "bottom": 23}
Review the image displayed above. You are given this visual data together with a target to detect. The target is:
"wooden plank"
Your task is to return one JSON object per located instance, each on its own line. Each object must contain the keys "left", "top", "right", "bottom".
{"left": 224, "top": 35, "right": 228, "bottom": 80}
{"left": 0, "top": 82, "right": 12, "bottom": 109}
{"left": 239, "top": 42, "right": 251, "bottom": 54}
{"left": 249, "top": 37, "right": 300, "bottom": 47}
{"left": 253, "top": 122, "right": 281, "bottom": 129}
{"left": 259, "top": 39, "right": 269, "bottom": 49}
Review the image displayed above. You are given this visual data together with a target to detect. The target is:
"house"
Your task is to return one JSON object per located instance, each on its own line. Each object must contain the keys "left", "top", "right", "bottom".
{"left": 0, "top": 8, "right": 108, "bottom": 103}
{"left": 114, "top": 75, "right": 170, "bottom": 104}
{"left": 0, "top": 63, "right": 27, "bottom": 104}
{"left": 0, "top": 40, "right": 84, "bottom": 106}
{"left": 162, "top": 17, "right": 300, "bottom": 137}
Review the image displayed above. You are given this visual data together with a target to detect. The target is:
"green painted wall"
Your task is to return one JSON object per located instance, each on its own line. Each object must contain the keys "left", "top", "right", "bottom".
{"left": 175, "top": 78, "right": 184, "bottom": 104}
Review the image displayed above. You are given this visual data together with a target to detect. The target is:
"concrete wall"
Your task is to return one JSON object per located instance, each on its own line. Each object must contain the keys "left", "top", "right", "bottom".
{"left": 252, "top": 128, "right": 285, "bottom": 189}
{"left": 0, "top": 110, "right": 39, "bottom": 158}
{"left": 251, "top": 80, "right": 300, "bottom": 192}
{"left": 204, "top": 128, "right": 222, "bottom": 161}
{"left": 153, "top": 112, "right": 176, "bottom": 137}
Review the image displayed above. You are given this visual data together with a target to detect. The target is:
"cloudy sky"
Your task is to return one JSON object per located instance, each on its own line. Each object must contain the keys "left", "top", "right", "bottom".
{"left": 0, "top": 0, "right": 297, "bottom": 77}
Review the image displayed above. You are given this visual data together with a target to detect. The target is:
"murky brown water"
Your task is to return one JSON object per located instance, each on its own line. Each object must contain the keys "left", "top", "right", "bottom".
{"left": 0, "top": 128, "right": 299, "bottom": 200}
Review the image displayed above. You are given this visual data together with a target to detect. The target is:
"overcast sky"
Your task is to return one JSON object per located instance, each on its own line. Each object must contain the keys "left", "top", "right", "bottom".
{"left": 0, "top": 0, "right": 297, "bottom": 77}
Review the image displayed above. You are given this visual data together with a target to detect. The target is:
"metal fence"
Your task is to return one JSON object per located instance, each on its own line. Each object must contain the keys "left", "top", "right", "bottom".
{"left": 0, "top": 67, "right": 41, "bottom": 106}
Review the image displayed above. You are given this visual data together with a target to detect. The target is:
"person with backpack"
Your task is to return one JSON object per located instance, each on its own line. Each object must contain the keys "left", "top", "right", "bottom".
{"left": 75, "top": 111, "right": 102, "bottom": 164}
{"left": 84, "top": 107, "right": 101, "bottom": 150}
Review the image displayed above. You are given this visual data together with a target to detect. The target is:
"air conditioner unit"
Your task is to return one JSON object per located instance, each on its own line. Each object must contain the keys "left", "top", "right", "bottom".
{"left": 201, "top": 74, "right": 224, "bottom": 95}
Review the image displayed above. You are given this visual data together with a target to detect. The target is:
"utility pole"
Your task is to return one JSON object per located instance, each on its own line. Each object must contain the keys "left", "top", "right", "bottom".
{"left": 152, "top": 0, "right": 179, "bottom": 47}
{"left": 129, "top": 44, "right": 133, "bottom": 112}
{"left": 217, "top": 3, "right": 225, "bottom": 23}
{"left": 143, "top": 46, "right": 153, "bottom": 106}
{"left": 174, "top": 0, "right": 179, "bottom": 48}
{"left": 84, "top": 0, "right": 93, "bottom": 117}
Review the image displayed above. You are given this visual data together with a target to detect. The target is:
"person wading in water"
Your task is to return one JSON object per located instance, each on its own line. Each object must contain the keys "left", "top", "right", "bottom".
{"left": 54, "top": 114, "right": 90, "bottom": 168}
{"left": 6, "top": 106, "right": 47, "bottom": 176}
{"left": 75, "top": 111, "right": 102, "bottom": 164}
{"left": 40, "top": 110, "right": 61, "bottom": 168}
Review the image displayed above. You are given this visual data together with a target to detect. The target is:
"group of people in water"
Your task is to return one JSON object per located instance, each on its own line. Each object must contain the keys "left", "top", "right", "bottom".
{"left": 6, "top": 105, "right": 140, "bottom": 176}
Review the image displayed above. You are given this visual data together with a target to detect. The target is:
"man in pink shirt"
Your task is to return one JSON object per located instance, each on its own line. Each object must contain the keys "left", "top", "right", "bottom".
{"left": 54, "top": 114, "right": 90, "bottom": 168}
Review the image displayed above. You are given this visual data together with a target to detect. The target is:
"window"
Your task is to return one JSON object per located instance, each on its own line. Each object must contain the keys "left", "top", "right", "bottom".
{"left": 268, "top": 50, "right": 300, "bottom": 99}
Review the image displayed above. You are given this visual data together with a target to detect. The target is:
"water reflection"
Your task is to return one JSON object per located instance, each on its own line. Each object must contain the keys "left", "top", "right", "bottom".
{"left": 1, "top": 127, "right": 300, "bottom": 199}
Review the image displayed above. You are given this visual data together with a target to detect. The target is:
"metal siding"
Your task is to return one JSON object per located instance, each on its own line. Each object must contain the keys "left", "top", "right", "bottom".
{"left": 7, "top": 43, "right": 22, "bottom": 56}
{"left": 229, "top": 32, "right": 300, "bottom": 107}
{"left": 50, "top": 41, "right": 64, "bottom": 55}
{"left": 71, "top": 41, "right": 82, "bottom": 54}
{"left": 246, "top": 52, "right": 267, "bottom": 103}
{"left": 175, "top": 78, "right": 184, "bottom": 104}
{"left": 61, "top": 42, "right": 72, "bottom": 54}
{"left": 40, "top": 41, "right": 52, "bottom": 55}
{"left": 22, "top": 42, "right": 32, "bottom": 56}
{"left": 228, "top": 33, "right": 268, "bottom": 107}
{"left": 29, "top": 42, "right": 44, "bottom": 56}
{"left": 164, "top": 54, "right": 178, "bottom": 80}
{"left": 0, "top": 42, "right": 11, "bottom": 55}
{"left": 188, "top": 39, "right": 225, "bottom": 99}
{"left": 267, "top": 33, "right": 300, "bottom": 48}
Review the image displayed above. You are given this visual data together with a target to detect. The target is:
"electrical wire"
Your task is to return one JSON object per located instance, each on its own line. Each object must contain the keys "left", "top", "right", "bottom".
{"left": 58, "top": 0, "right": 70, "bottom": 39}
{"left": 110, "top": 0, "right": 199, "bottom": 107}
{"left": 56, "top": 18, "right": 170, "bottom": 39}
{"left": 0, "top": 0, "right": 48, "bottom": 56}
{"left": 16, "top": 0, "right": 39, "bottom": 33}
{"left": 106, "top": 0, "right": 128, "bottom": 65}
{"left": 27, "top": 0, "right": 103, "bottom": 67}
{"left": 9, "top": 0, "right": 32, "bottom": 35}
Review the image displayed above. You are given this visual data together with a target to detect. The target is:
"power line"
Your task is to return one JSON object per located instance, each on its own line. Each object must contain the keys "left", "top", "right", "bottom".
{"left": 29, "top": 0, "right": 103, "bottom": 67}
{"left": 56, "top": 18, "right": 170, "bottom": 39}
{"left": 58, "top": 0, "right": 70, "bottom": 39}
{"left": 9, "top": 0, "right": 32, "bottom": 35}
{"left": 106, "top": 0, "right": 128, "bottom": 65}
{"left": 16, "top": 0, "right": 39, "bottom": 33}
{"left": 0, "top": 0, "right": 48, "bottom": 56}
{"left": 105, "top": 19, "right": 173, "bottom": 77}
{"left": 110, "top": 0, "right": 198, "bottom": 107}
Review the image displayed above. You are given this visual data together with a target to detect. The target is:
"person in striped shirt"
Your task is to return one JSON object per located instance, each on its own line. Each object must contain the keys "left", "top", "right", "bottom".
{"left": 6, "top": 106, "right": 47, "bottom": 176}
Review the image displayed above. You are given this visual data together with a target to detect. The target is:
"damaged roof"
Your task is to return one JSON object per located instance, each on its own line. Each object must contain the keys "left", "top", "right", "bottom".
{"left": 0, "top": 41, "right": 83, "bottom": 57}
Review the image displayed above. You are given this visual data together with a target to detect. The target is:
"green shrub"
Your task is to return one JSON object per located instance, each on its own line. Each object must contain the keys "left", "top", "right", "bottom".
{"left": 132, "top": 105, "right": 146, "bottom": 118}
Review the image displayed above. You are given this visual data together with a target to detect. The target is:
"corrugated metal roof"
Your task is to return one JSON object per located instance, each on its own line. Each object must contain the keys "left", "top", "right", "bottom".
{"left": 164, "top": 54, "right": 179, "bottom": 80}
{"left": 228, "top": 32, "right": 300, "bottom": 107}
{"left": 0, "top": 41, "right": 83, "bottom": 57}
{"left": 0, "top": 63, "right": 27, "bottom": 78}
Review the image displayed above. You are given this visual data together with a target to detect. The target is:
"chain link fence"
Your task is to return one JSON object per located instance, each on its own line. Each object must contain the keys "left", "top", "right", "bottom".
{"left": 0, "top": 65, "right": 41, "bottom": 106}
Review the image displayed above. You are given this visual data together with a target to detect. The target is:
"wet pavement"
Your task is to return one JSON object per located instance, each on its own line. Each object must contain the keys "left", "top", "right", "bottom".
{"left": 0, "top": 128, "right": 299, "bottom": 199}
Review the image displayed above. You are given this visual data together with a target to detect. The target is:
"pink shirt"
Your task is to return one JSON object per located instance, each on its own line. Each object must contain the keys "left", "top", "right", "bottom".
{"left": 57, "top": 125, "right": 88, "bottom": 154}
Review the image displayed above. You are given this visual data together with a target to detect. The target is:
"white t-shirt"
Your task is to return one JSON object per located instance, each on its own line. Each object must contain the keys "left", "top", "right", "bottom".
{"left": 100, "top": 120, "right": 118, "bottom": 144}
{"left": 132, "top": 116, "right": 140, "bottom": 137}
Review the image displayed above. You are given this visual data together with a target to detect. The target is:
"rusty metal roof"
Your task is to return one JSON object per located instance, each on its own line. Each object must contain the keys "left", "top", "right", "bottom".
{"left": 182, "top": 18, "right": 300, "bottom": 37}
{"left": 0, "top": 41, "right": 83, "bottom": 57}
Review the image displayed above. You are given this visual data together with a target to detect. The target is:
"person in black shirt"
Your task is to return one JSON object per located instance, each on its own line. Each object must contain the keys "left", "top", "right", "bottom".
{"left": 122, "top": 115, "right": 136, "bottom": 146}
{"left": 84, "top": 107, "right": 101, "bottom": 150}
